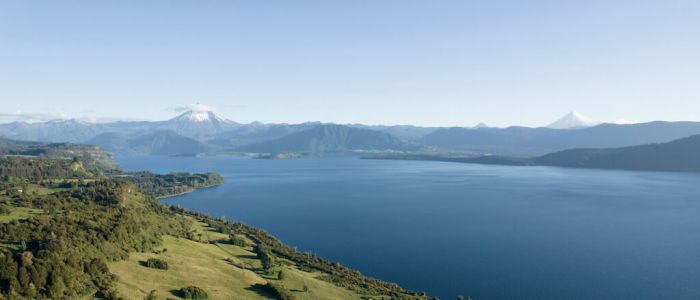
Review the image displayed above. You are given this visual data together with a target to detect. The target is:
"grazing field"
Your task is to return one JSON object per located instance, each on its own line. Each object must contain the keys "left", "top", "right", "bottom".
{"left": 109, "top": 221, "right": 364, "bottom": 300}
{"left": 0, "top": 206, "right": 43, "bottom": 223}
{"left": 108, "top": 235, "right": 269, "bottom": 299}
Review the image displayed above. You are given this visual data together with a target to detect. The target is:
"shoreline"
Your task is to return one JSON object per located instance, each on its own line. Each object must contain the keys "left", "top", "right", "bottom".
{"left": 157, "top": 183, "right": 222, "bottom": 199}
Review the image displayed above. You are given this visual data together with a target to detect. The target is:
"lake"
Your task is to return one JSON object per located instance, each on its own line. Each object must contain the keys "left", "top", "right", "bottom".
{"left": 118, "top": 155, "right": 700, "bottom": 300}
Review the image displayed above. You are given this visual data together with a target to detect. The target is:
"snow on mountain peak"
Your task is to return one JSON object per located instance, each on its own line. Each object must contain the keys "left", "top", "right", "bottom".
{"left": 160, "top": 104, "right": 238, "bottom": 138}
{"left": 171, "top": 104, "right": 229, "bottom": 123}
{"left": 546, "top": 111, "right": 601, "bottom": 129}
{"left": 182, "top": 111, "right": 214, "bottom": 122}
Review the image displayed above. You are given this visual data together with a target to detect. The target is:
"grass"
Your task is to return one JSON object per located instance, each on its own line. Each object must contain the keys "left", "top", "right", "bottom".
{"left": 0, "top": 206, "right": 43, "bottom": 223}
{"left": 108, "top": 220, "right": 367, "bottom": 300}
{"left": 273, "top": 267, "right": 364, "bottom": 300}
{"left": 108, "top": 235, "right": 269, "bottom": 299}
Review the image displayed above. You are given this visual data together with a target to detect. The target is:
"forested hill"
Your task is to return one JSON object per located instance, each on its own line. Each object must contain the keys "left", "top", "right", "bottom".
{"left": 0, "top": 156, "right": 95, "bottom": 179}
{"left": 0, "top": 137, "right": 119, "bottom": 172}
{"left": 238, "top": 124, "right": 421, "bottom": 154}
{"left": 0, "top": 157, "right": 430, "bottom": 299}
{"left": 533, "top": 133, "right": 700, "bottom": 172}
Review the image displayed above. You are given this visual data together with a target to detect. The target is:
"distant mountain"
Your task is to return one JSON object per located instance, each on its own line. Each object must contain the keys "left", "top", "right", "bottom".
{"left": 157, "top": 109, "right": 238, "bottom": 139}
{"left": 238, "top": 124, "right": 421, "bottom": 154}
{"left": 88, "top": 132, "right": 131, "bottom": 154}
{"left": 420, "top": 121, "right": 700, "bottom": 156}
{"left": 89, "top": 130, "right": 205, "bottom": 155}
{"left": 2, "top": 107, "right": 700, "bottom": 158}
{"left": 532, "top": 134, "right": 700, "bottom": 172}
{"left": 546, "top": 112, "right": 601, "bottom": 129}
{"left": 0, "top": 107, "right": 239, "bottom": 144}
{"left": 348, "top": 124, "right": 438, "bottom": 141}
{"left": 209, "top": 123, "right": 318, "bottom": 148}
{"left": 0, "top": 119, "right": 105, "bottom": 143}
{"left": 419, "top": 126, "right": 559, "bottom": 155}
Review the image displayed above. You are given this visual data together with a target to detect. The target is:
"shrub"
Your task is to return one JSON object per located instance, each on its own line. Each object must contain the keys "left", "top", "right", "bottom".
{"left": 278, "top": 269, "right": 286, "bottom": 280}
{"left": 181, "top": 286, "right": 208, "bottom": 299}
{"left": 230, "top": 234, "right": 248, "bottom": 247}
{"left": 251, "top": 283, "right": 295, "bottom": 300}
{"left": 254, "top": 244, "right": 276, "bottom": 272}
{"left": 145, "top": 258, "right": 169, "bottom": 270}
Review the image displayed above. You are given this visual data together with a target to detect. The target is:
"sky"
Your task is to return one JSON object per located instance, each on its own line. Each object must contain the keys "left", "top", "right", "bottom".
{"left": 0, "top": 1, "right": 698, "bottom": 127}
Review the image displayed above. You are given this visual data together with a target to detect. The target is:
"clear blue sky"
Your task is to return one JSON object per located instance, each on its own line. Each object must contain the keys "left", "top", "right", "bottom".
{"left": 1, "top": 1, "right": 698, "bottom": 127}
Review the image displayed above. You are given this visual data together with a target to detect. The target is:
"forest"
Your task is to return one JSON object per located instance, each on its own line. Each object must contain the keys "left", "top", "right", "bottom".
{"left": 119, "top": 172, "right": 224, "bottom": 198}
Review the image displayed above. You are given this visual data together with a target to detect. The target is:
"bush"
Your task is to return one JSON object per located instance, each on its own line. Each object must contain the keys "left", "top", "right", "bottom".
{"left": 230, "top": 234, "right": 248, "bottom": 247}
{"left": 254, "top": 244, "right": 276, "bottom": 272}
{"left": 181, "top": 286, "right": 208, "bottom": 299}
{"left": 251, "top": 283, "right": 295, "bottom": 300}
{"left": 278, "top": 269, "right": 286, "bottom": 280}
{"left": 145, "top": 258, "right": 169, "bottom": 270}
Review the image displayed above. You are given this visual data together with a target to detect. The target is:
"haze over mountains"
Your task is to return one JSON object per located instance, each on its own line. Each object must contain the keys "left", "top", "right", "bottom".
{"left": 1, "top": 108, "right": 700, "bottom": 159}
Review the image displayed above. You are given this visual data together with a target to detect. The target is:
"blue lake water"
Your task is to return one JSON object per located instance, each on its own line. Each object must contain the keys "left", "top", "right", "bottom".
{"left": 118, "top": 155, "right": 700, "bottom": 300}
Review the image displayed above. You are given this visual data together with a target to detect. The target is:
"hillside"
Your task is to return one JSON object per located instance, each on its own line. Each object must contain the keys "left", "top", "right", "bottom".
{"left": 0, "top": 156, "right": 429, "bottom": 299}
{"left": 386, "top": 134, "right": 700, "bottom": 173}
{"left": 238, "top": 124, "right": 421, "bottom": 154}
{"left": 533, "top": 134, "right": 700, "bottom": 172}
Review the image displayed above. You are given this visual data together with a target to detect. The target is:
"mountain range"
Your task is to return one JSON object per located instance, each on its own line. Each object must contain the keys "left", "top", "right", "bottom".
{"left": 1, "top": 110, "right": 700, "bottom": 158}
{"left": 238, "top": 124, "right": 421, "bottom": 154}
{"left": 419, "top": 121, "right": 700, "bottom": 156}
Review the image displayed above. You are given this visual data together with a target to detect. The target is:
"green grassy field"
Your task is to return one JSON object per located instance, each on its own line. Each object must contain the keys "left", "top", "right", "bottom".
{"left": 108, "top": 220, "right": 366, "bottom": 300}
{"left": 0, "top": 206, "right": 43, "bottom": 223}
{"left": 109, "top": 235, "right": 270, "bottom": 299}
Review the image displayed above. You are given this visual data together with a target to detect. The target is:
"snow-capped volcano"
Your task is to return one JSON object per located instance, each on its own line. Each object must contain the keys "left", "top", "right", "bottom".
{"left": 173, "top": 109, "right": 228, "bottom": 123}
{"left": 546, "top": 112, "right": 601, "bottom": 129}
{"left": 159, "top": 105, "right": 237, "bottom": 138}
